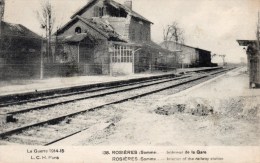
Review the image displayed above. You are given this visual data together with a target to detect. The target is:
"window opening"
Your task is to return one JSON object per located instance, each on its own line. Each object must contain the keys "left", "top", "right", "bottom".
{"left": 94, "top": 6, "right": 104, "bottom": 17}
{"left": 75, "top": 27, "right": 82, "bottom": 34}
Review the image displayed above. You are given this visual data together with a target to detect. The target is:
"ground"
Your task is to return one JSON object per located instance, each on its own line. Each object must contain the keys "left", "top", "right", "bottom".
{"left": 56, "top": 67, "right": 260, "bottom": 146}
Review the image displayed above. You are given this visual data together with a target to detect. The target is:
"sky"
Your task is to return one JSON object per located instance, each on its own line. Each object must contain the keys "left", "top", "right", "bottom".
{"left": 3, "top": 0, "right": 260, "bottom": 63}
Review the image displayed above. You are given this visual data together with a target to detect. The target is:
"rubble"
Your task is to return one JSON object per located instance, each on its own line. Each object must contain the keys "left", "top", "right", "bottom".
{"left": 155, "top": 98, "right": 214, "bottom": 116}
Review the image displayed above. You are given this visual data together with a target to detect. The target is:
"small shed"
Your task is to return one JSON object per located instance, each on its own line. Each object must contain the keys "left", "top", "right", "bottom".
{"left": 0, "top": 21, "right": 42, "bottom": 79}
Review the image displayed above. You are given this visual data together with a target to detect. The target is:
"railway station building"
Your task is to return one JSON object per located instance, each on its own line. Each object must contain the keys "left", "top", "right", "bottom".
{"left": 52, "top": 0, "right": 175, "bottom": 76}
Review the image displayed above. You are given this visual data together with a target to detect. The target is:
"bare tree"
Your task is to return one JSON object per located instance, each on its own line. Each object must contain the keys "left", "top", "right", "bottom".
{"left": 257, "top": 11, "right": 260, "bottom": 53}
{"left": 163, "top": 21, "right": 185, "bottom": 50}
{"left": 163, "top": 21, "right": 185, "bottom": 68}
{"left": 36, "top": 0, "right": 55, "bottom": 63}
{"left": 219, "top": 55, "right": 226, "bottom": 66}
{"left": 211, "top": 53, "right": 217, "bottom": 60}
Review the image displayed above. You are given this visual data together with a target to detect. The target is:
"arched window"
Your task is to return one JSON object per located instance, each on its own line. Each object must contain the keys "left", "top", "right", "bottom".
{"left": 75, "top": 27, "right": 82, "bottom": 34}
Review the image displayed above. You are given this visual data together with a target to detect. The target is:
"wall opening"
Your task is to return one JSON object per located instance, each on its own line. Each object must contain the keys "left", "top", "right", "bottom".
{"left": 75, "top": 27, "right": 82, "bottom": 34}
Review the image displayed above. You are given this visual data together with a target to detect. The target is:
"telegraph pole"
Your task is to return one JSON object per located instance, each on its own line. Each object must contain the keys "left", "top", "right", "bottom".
{"left": 257, "top": 11, "right": 260, "bottom": 52}
{"left": 219, "top": 55, "right": 226, "bottom": 67}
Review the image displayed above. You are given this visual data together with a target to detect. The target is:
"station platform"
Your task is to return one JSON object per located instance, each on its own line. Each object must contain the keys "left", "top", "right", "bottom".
{"left": 0, "top": 67, "right": 220, "bottom": 97}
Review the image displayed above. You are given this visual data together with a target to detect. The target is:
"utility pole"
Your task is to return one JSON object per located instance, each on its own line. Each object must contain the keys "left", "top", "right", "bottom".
{"left": 257, "top": 11, "right": 260, "bottom": 52}
{"left": 219, "top": 55, "right": 226, "bottom": 67}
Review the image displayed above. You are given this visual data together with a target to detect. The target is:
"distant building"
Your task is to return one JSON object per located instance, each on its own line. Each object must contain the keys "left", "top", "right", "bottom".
{"left": 160, "top": 41, "right": 214, "bottom": 68}
{"left": 53, "top": 0, "right": 174, "bottom": 76}
{"left": 0, "top": 21, "right": 42, "bottom": 79}
{"left": 0, "top": 0, "right": 43, "bottom": 79}
{"left": 237, "top": 40, "right": 260, "bottom": 88}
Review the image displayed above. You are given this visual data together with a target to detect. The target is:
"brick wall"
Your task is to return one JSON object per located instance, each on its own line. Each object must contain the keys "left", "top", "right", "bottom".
{"left": 105, "top": 16, "right": 151, "bottom": 43}
{"left": 129, "top": 18, "right": 151, "bottom": 42}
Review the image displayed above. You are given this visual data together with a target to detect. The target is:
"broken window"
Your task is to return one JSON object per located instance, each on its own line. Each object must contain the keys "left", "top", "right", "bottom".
{"left": 94, "top": 6, "right": 103, "bottom": 17}
{"left": 104, "top": 4, "right": 127, "bottom": 18}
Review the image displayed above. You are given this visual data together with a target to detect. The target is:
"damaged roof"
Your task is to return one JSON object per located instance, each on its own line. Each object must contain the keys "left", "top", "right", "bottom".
{"left": 0, "top": 21, "right": 42, "bottom": 39}
{"left": 71, "top": 0, "right": 153, "bottom": 24}
{"left": 85, "top": 17, "right": 124, "bottom": 40}
{"left": 56, "top": 15, "right": 126, "bottom": 42}
{"left": 57, "top": 33, "right": 90, "bottom": 43}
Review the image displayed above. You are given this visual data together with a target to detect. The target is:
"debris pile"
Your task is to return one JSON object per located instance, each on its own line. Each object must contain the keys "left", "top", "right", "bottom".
{"left": 155, "top": 96, "right": 259, "bottom": 119}
{"left": 155, "top": 98, "right": 214, "bottom": 116}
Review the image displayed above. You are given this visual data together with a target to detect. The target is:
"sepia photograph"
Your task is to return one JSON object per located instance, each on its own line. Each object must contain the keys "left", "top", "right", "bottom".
{"left": 0, "top": 0, "right": 259, "bottom": 162}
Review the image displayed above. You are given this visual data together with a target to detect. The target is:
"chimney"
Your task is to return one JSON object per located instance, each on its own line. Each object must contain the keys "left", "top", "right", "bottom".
{"left": 124, "top": 0, "right": 132, "bottom": 10}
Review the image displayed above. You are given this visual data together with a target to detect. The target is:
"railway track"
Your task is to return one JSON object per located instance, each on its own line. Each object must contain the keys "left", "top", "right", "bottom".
{"left": 0, "top": 67, "right": 234, "bottom": 145}
{"left": 0, "top": 67, "right": 222, "bottom": 107}
{"left": 0, "top": 75, "right": 178, "bottom": 107}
